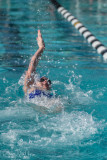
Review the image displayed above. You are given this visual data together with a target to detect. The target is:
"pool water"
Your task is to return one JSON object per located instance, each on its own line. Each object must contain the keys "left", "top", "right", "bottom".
{"left": 0, "top": 0, "right": 107, "bottom": 159}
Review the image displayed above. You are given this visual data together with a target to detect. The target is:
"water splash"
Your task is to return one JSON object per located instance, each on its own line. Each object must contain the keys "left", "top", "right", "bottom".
{"left": 65, "top": 71, "right": 95, "bottom": 106}
{"left": 1, "top": 110, "right": 105, "bottom": 149}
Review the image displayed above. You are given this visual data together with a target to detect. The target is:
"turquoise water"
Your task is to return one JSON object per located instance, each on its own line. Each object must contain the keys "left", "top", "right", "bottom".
{"left": 0, "top": 0, "right": 107, "bottom": 159}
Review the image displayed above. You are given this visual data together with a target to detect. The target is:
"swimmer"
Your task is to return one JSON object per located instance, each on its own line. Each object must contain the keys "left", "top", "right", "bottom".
{"left": 23, "top": 30, "right": 52, "bottom": 99}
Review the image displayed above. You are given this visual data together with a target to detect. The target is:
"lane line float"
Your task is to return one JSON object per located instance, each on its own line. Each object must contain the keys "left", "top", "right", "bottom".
{"left": 50, "top": 0, "right": 107, "bottom": 60}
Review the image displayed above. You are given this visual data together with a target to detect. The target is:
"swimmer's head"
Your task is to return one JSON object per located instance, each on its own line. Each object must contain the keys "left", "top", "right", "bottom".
{"left": 39, "top": 76, "right": 51, "bottom": 90}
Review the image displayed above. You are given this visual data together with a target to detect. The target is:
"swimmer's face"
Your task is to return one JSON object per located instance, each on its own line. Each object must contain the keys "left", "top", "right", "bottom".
{"left": 39, "top": 77, "right": 51, "bottom": 90}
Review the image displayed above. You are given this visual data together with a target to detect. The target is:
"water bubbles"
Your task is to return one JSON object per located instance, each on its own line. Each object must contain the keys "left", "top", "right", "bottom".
{"left": 3, "top": 77, "right": 8, "bottom": 83}
{"left": 1, "top": 108, "right": 105, "bottom": 154}
{"left": 25, "top": 95, "right": 63, "bottom": 114}
{"left": 37, "top": 9, "right": 40, "bottom": 13}
{"left": 18, "top": 139, "right": 24, "bottom": 146}
{"left": 65, "top": 72, "right": 95, "bottom": 106}
{"left": 96, "top": 87, "right": 106, "bottom": 99}
{"left": 23, "top": 59, "right": 27, "bottom": 63}
{"left": 79, "top": 74, "right": 82, "bottom": 78}
{"left": 18, "top": 73, "right": 25, "bottom": 85}
{"left": 2, "top": 129, "right": 17, "bottom": 143}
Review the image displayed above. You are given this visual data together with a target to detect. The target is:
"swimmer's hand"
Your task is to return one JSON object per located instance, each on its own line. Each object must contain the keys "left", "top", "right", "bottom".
{"left": 37, "top": 30, "right": 45, "bottom": 50}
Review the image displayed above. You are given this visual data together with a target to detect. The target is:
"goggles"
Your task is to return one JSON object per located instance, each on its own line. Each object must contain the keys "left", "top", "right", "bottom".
{"left": 40, "top": 77, "right": 51, "bottom": 85}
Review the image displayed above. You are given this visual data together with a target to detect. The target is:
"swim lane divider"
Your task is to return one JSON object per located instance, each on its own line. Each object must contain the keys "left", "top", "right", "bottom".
{"left": 50, "top": 0, "right": 107, "bottom": 60}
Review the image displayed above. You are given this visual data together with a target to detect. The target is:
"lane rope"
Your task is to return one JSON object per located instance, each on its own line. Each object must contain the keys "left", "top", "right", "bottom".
{"left": 50, "top": 0, "right": 107, "bottom": 60}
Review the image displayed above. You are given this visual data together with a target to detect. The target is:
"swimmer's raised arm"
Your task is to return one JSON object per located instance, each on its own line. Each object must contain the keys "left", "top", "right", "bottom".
{"left": 27, "top": 30, "right": 45, "bottom": 76}
{"left": 23, "top": 30, "right": 45, "bottom": 93}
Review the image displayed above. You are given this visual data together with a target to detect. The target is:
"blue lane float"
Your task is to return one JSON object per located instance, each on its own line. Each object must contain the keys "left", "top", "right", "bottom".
{"left": 50, "top": 0, "right": 107, "bottom": 60}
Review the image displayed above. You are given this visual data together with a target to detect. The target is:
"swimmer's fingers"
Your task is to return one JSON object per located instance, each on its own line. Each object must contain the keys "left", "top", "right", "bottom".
{"left": 37, "top": 30, "right": 45, "bottom": 49}
{"left": 38, "top": 30, "right": 42, "bottom": 38}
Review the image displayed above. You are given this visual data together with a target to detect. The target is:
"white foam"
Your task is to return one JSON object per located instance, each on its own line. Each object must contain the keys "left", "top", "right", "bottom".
{"left": 65, "top": 72, "right": 95, "bottom": 105}
{"left": 2, "top": 129, "right": 17, "bottom": 143}
{"left": 25, "top": 94, "right": 64, "bottom": 114}
{"left": 5, "top": 111, "right": 104, "bottom": 148}
{"left": 18, "top": 73, "right": 39, "bottom": 86}
{"left": 1, "top": 111, "right": 105, "bottom": 148}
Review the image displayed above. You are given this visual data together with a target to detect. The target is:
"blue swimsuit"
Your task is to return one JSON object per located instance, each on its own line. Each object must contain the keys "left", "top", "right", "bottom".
{"left": 29, "top": 89, "right": 53, "bottom": 99}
